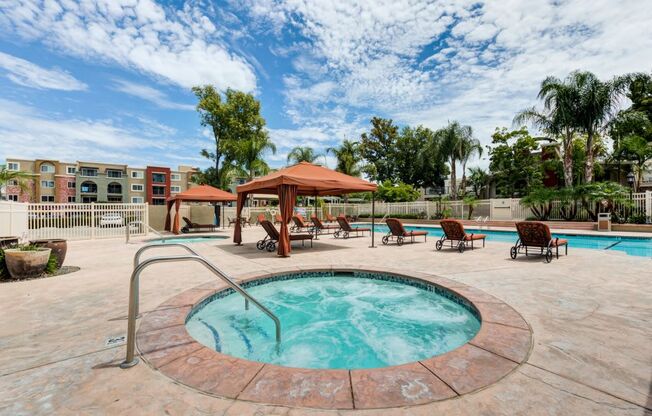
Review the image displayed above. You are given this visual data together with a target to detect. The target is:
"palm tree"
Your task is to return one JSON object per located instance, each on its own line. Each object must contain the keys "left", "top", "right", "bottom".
{"left": 468, "top": 167, "right": 489, "bottom": 198}
{"left": 514, "top": 76, "right": 578, "bottom": 188}
{"left": 235, "top": 133, "right": 276, "bottom": 206}
{"left": 569, "top": 71, "right": 628, "bottom": 183}
{"left": 0, "top": 166, "right": 31, "bottom": 200}
{"left": 327, "top": 140, "right": 361, "bottom": 203}
{"left": 436, "top": 121, "right": 474, "bottom": 200}
{"left": 458, "top": 136, "right": 483, "bottom": 195}
{"left": 287, "top": 146, "right": 324, "bottom": 165}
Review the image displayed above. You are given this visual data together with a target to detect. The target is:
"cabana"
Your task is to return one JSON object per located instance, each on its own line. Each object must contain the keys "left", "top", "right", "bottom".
{"left": 165, "top": 185, "right": 236, "bottom": 234}
{"left": 234, "top": 162, "right": 377, "bottom": 256}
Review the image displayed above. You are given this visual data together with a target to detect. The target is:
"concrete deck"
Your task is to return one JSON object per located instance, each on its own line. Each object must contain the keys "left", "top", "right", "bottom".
{"left": 0, "top": 227, "right": 650, "bottom": 415}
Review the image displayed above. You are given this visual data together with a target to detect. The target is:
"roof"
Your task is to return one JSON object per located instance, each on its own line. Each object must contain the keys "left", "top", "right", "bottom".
{"left": 166, "top": 184, "right": 236, "bottom": 202}
{"left": 236, "top": 162, "right": 377, "bottom": 196}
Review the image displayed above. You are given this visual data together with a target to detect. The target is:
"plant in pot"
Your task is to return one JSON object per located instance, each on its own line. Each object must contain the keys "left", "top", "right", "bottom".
{"left": 3, "top": 244, "right": 52, "bottom": 279}
{"left": 29, "top": 239, "right": 67, "bottom": 269}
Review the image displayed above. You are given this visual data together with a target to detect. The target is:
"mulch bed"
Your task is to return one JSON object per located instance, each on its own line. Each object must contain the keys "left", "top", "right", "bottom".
{"left": 0, "top": 266, "right": 81, "bottom": 283}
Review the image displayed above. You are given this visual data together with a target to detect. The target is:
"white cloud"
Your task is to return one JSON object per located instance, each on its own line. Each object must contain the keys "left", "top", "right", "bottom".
{"left": 0, "top": 51, "right": 87, "bottom": 91}
{"left": 0, "top": 0, "right": 257, "bottom": 91}
{"left": 0, "top": 99, "right": 200, "bottom": 166}
{"left": 113, "top": 79, "right": 195, "bottom": 110}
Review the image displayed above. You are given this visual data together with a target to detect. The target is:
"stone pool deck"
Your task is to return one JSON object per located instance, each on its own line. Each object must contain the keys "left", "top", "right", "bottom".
{"left": 0, "top": 227, "right": 650, "bottom": 415}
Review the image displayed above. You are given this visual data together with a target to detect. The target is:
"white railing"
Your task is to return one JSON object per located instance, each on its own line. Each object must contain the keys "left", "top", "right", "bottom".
{"left": 325, "top": 191, "right": 652, "bottom": 223}
{"left": 28, "top": 203, "right": 149, "bottom": 240}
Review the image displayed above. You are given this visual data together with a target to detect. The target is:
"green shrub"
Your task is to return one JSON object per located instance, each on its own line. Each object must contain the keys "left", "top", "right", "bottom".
{"left": 627, "top": 214, "right": 647, "bottom": 224}
{"left": 0, "top": 249, "right": 7, "bottom": 279}
{"left": 45, "top": 253, "right": 58, "bottom": 275}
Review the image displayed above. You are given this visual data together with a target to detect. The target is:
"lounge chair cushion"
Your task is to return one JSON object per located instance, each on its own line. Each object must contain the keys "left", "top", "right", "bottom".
{"left": 408, "top": 230, "right": 428, "bottom": 236}
{"left": 551, "top": 238, "right": 568, "bottom": 247}
{"left": 464, "top": 234, "right": 486, "bottom": 241}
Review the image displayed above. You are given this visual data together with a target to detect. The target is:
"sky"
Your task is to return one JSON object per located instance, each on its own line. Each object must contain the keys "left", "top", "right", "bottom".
{"left": 0, "top": 0, "right": 650, "bottom": 172}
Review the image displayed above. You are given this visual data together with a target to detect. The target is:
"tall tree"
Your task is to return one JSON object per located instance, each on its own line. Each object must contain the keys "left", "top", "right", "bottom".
{"left": 488, "top": 128, "right": 543, "bottom": 197}
{"left": 514, "top": 75, "right": 578, "bottom": 188}
{"left": 359, "top": 117, "right": 400, "bottom": 182}
{"left": 395, "top": 126, "right": 430, "bottom": 187}
{"left": 467, "top": 167, "right": 489, "bottom": 198}
{"left": 436, "top": 121, "right": 474, "bottom": 200}
{"left": 327, "top": 140, "right": 362, "bottom": 203}
{"left": 419, "top": 130, "right": 450, "bottom": 191}
{"left": 287, "top": 146, "right": 324, "bottom": 165}
{"left": 569, "top": 71, "right": 627, "bottom": 183}
{"left": 458, "top": 135, "right": 483, "bottom": 195}
{"left": 192, "top": 86, "right": 267, "bottom": 190}
{"left": 0, "top": 166, "right": 31, "bottom": 200}
{"left": 614, "top": 135, "right": 652, "bottom": 191}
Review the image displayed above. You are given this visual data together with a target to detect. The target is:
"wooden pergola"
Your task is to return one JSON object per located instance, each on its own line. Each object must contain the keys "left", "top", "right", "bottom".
{"left": 165, "top": 185, "right": 236, "bottom": 234}
{"left": 234, "top": 162, "right": 377, "bottom": 256}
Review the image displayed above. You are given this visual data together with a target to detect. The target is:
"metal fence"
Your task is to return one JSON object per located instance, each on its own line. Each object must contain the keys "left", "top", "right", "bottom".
{"left": 325, "top": 191, "right": 652, "bottom": 223}
{"left": 28, "top": 203, "right": 149, "bottom": 240}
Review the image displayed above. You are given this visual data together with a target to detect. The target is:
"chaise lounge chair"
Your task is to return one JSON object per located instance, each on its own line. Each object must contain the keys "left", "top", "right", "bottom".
{"left": 511, "top": 221, "right": 568, "bottom": 263}
{"left": 257, "top": 220, "right": 313, "bottom": 252}
{"left": 311, "top": 214, "right": 339, "bottom": 235}
{"left": 274, "top": 213, "right": 283, "bottom": 225}
{"left": 382, "top": 218, "right": 428, "bottom": 245}
{"left": 325, "top": 213, "right": 337, "bottom": 223}
{"left": 436, "top": 219, "right": 486, "bottom": 253}
{"left": 181, "top": 217, "right": 218, "bottom": 233}
{"left": 290, "top": 214, "right": 313, "bottom": 233}
{"left": 256, "top": 213, "right": 266, "bottom": 225}
{"left": 334, "top": 215, "right": 370, "bottom": 239}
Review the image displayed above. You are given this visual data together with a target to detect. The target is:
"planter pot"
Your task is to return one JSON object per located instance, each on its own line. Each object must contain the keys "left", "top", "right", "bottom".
{"left": 30, "top": 239, "right": 67, "bottom": 269}
{"left": 0, "top": 237, "right": 19, "bottom": 249}
{"left": 4, "top": 248, "right": 51, "bottom": 279}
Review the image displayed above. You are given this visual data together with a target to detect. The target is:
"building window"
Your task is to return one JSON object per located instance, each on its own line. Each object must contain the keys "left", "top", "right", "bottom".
{"left": 107, "top": 182, "right": 122, "bottom": 194}
{"left": 8, "top": 195, "right": 18, "bottom": 201}
{"left": 68, "top": 196, "right": 76, "bottom": 202}
{"left": 170, "top": 173, "right": 181, "bottom": 181}
{"left": 80, "top": 181, "right": 97, "bottom": 193}
{"left": 152, "top": 186, "right": 166, "bottom": 196}
{"left": 131, "top": 196, "right": 144, "bottom": 203}
{"left": 131, "top": 184, "right": 144, "bottom": 192}
{"left": 107, "top": 196, "right": 123, "bottom": 202}
{"left": 7, "top": 162, "right": 19, "bottom": 171}
{"left": 170, "top": 185, "right": 181, "bottom": 193}
{"left": 131, "top": 170, "right": 144, "bottom": 179}
{"left": 40, "top": 163, "right": 55, "bottom": 173}
{"left": 152, "top": 198, "right": 165, "bottom": 205}
{"left": 41, "top": 195, "right": 55, "bottom": 202}
{"left": 66, "top": 166, "right": 76, "bottom": 174}
{"left": 7, "top": 180, "right": 18, "bottom": 186}
{"left": 67, "top": 181, "right": 76, "bottom": 189}
{"left": 80, "top": 167, "right": 98, "bottom": 177}
{"left": 81, "top": 195, "right": 97, "bottom": 203}
{"left": 107, "top": 169, "right": 123, "bottom": 178}
{"left": 152, "top": 173, "right": 166, "bottom": 183}
{"left": 40, "top": 180, "right": 54, "bottom": 188}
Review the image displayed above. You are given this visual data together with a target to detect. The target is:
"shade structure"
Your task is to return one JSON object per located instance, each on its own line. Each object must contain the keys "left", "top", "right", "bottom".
{"left": 234, "top": 162, "right": 377, "bottom": 256}
{"left": 165, "top": 185, "right": 236, "bottom": 234}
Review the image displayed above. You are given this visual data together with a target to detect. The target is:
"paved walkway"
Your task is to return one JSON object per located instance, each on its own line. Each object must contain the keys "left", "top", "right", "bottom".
{"left": 0, "top": 228, "right": 650, "bottom": 415}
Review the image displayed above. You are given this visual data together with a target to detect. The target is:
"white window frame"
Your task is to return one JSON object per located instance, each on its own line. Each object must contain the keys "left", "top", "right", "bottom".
{"left": 131, "top": 196, "right": 144, "bottom": 204}
{"left": 131, "top": 170, "right": 144, "bottom": 179}
{"left": 40, "top": 180, "right": 55, "bottom": 188}
{"left": 170, "top": 185, "right": 181, "bottom": 193}
{"left": 170, "top": 173, "right": 181, "bottom": 181}
{"left": 66, "top": 166, "right": 76, "bottom": 174}
{"left": 40, "top": 164, "right": 55, "bottom": 173}
{"left": 41, "top": 195, "right": 55, "bottom": 202}
{"left": 131, "top": 184, "right": 144, "bottom": 192}
{"left": 7, "top": 162, "right": 19, "bottom": 171}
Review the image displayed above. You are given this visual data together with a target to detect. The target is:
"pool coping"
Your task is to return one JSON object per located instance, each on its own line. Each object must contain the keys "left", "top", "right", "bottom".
{"left": 135, "top": 265, "right": 533, "bottom": 410}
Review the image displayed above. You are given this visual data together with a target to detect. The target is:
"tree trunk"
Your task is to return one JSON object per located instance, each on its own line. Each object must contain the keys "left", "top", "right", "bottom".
{"left": 460, "top": 161, "right": 467, "bottom": 197}
{"left": 563, "top": 130, "right": 574, "bottom": 187}
{"left": 449, "top": 158, "right": 457, "bottom": 200}
{"left": 584, "top": 132, "right": 594, "bottom": 183}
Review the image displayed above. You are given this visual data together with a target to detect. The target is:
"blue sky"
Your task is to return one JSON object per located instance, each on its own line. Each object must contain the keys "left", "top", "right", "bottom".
{"left": 0, "top": 0, "right": 650, "bottom": 171}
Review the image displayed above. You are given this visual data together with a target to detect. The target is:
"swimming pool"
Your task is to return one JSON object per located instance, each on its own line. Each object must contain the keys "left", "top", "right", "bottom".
{"left": 363, "top": 224, "right": 652, "bottom": 257}
{"left": 186, "top": 272, "right": 481, "bottom": 369}
{"left": 147, "top": 236, "right": 228, "bottom": 244}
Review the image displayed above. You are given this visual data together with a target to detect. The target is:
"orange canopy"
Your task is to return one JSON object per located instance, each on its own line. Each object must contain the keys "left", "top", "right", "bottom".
{"left": 237, "top": 162, "right": 378, "bottom": 195}
{"left": 165, "top": 185, "right": 236, "bottom": 234}
{"left": 234, "top": 162, "right": 377, "bottom": 256}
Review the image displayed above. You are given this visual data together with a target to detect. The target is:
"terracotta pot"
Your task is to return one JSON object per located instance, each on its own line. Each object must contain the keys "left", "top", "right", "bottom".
{"left": 30, "top": 239, "right": 67, "bottom": 269}
{"left": 4, "top": 248, "right": 51, "bottom": 279}
{"left": 0, "top": 236, "right": 19, "bottom": 249}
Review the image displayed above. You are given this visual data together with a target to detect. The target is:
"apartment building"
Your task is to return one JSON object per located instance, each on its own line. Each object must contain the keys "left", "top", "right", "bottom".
{"left": 4, "top": 158, "right": 197, "bottom": 203}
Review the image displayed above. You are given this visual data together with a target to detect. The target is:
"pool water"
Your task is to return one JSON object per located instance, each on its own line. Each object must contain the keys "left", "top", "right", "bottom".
{"left": 364, "top": 224, "right": 652, "bottom": 258}
{"left": 148, "top": 236, "right": 228, "bottom": 244}
{"left": 186, "top": 275, "right": 481, "bottom": 369}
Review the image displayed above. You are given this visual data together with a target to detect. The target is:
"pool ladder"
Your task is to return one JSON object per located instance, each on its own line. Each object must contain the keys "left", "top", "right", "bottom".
{"left": 120, "top": 243, "right": 281, "bottom": 369}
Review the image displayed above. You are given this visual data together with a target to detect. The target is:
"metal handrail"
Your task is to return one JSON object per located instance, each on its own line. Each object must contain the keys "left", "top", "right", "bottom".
{"left": 120, "top": 246, "right": 281, "bottom": 369}
{"left": 125, "top": 220, "right": 165, "bottom": 244}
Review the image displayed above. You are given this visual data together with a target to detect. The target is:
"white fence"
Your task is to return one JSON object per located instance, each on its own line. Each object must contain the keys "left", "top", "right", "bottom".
{"left": 27, "top": 203, "right": 149, "bottom": 240}
{"left": 325, "top": 191, "right": 652, "bottom": 223}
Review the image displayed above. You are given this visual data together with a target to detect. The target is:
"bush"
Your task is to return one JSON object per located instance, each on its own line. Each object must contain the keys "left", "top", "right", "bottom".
{"left": 627, "top": 214, "right": 647, "bottom": 224}
{"left": 377, "top": 181, "right": 420, "bottom": 202}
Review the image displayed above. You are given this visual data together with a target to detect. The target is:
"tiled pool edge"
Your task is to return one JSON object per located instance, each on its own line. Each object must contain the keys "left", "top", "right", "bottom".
{"left": 136, "top": 266, "right": 533, "bottom": 410}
